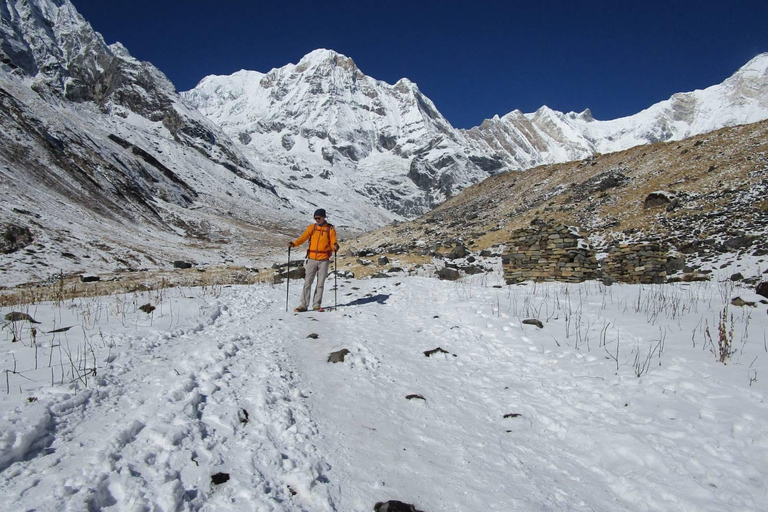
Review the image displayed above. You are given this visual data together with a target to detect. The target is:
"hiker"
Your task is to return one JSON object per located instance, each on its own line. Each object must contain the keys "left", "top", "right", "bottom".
{"left": 288, "top": 209, "right": 339, "bottom": 312}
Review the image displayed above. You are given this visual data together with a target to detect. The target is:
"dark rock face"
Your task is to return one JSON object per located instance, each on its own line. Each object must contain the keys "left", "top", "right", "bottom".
{"left": 643, "top": 191, "right": 674, "bottom": 209}
{"left": 757, "top": 282, "right": 768, "bottom": 299}
{"left": 1, "top": 223, "right": 33, "bottom": 253}
{"left": 468, "top": 154, "right": 505, "bottom": 173}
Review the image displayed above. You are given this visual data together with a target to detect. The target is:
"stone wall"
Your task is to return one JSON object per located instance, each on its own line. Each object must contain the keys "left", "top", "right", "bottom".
{"left": 503, "top": 225, "right": 671, "bottom": 285}
{"left": 601, "top": 242, "right": 668, "bottom": 284}
{"left": 503, "top": 225, "right": 598, "bottom": 284}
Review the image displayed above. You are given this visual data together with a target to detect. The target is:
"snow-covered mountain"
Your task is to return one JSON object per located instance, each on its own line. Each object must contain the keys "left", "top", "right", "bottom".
{"left": 182, "top": 49, "right": 504, "bottom": 220}
{"left": 0, "top": 0, "right": 295, "bottom": 285}
{"left": 464, "top": 53, "right": 768, "bottom": 169}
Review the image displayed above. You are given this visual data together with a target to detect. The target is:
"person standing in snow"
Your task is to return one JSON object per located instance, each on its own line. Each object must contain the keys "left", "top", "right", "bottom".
{"left": 288, "top": 209, "right": 339, "bottom": 312}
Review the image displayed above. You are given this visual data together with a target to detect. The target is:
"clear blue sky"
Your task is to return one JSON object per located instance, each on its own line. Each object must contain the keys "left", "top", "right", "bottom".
{"left": 72, "top": 0, "right": 768, "bottom": 129}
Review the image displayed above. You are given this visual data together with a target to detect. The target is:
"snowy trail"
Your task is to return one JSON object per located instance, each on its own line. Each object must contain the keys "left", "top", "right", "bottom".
{"left": 1, "top": 289, "right": 336, "bottom": 511}
{"left": 2, "top": 276, "right": 767, "bottom": 511}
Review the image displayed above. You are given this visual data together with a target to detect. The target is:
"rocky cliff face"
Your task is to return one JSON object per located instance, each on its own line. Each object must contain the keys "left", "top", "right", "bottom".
{"left": 0, "top": 0, "right": 287, "bottom": 285}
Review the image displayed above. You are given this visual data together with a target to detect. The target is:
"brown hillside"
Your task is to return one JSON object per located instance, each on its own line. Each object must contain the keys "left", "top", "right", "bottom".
{"left": 344, "top": 119, "right": 768, "bottom": 275}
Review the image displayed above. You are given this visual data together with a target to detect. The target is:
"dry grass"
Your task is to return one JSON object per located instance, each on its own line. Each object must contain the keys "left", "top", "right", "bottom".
{"left": 0, "top": 266, "right": 278, "bottom": 307}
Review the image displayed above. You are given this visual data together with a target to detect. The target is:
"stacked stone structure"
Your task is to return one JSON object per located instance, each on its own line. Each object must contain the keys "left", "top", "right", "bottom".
{"left": 503, "top": 225, "right": 598, "bottom": 284}
{"left": 601, "top": 242, "right": 668, "bottom": 284}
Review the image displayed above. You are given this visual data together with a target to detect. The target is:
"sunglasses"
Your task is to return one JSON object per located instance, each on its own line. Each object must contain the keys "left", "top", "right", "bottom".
{"left": 314, "top": 216, "right": 324, "bottom": 221}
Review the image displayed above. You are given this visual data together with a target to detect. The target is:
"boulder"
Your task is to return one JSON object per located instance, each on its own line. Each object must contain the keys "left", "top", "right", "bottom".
{"left": 643, "top": 191, "right": 674, "bottom": 209}
{"left": 436, "top": 267, "right": 460, "bottom": 280}
{"left": 522, "top": 319, "right": 544, "bottom": 329}
{"left": 374, "top": 501, "right": 424, "bottom": 512}
{"left": 328, "top": 349, "right": 351, "bottom": 363}
{"left": 757, "top": 282, "right": 768, "bottom": 299}
{"left": 446, "top": 244, "right": 469, "bottom": 260}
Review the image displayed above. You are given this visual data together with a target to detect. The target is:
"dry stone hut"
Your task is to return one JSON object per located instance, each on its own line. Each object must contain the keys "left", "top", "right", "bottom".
{"left": 503, "top": 225, "right": 598, "bottom": 284}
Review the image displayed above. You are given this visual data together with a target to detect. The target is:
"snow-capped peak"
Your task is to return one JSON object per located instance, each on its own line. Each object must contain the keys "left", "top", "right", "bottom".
{"left": 463, "top": 52, "right": 768, "bottom": 170}
{"left": 182, "top": 48, "right": 500, "bottom": 222}
{"left": 297, "top": 48, "right": 359, "bottom": 71}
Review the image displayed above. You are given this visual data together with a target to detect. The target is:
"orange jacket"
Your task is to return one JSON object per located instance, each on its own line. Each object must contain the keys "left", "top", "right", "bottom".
{"left": 292, "top": 223, "right": 338, "bottom": 260}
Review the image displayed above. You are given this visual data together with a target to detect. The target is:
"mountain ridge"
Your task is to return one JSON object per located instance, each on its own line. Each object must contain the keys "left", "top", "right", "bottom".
{"left": 463, "top": 53, "right": 768, "bottom": 170}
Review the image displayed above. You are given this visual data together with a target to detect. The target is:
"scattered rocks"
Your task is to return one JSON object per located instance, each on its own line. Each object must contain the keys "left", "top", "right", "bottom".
{"left": 80, "top": 274, "right": 100, "bottom": 283}
{"left": 424, "top": 347, "right": 449, "bottom": 357}
{"left": 328, "top": 349, "right": 350, "bottom": 363}
{"left": 757, "top": 282, "right": 768, "bottom": 299}
{"left": 503, "top": 413, "right": 522, "bottom": 418}
{"left": 522, "top": 319, "right": 544, "bottom": 329}
{"left": 173, "top": 260, "right": 193, "bottom": 269}
{"left": 378, "top": 256, "right": 390, "bottom": 265}
{"left": 307, "top": 333, "right": 319, "bottom": 339}
{"left": 139, "top": 303, "right": 156, "bottom": 314}
{"left": 730, "top": 272, "right": 744, "bottom": 282}
{"left": 405, "top": 394, "right": 426, "bottom": 401}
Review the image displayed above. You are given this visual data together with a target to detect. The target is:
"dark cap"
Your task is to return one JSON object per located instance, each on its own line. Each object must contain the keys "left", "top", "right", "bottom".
{"left": 314, "top": 209, "right": 326, "bottom": 218}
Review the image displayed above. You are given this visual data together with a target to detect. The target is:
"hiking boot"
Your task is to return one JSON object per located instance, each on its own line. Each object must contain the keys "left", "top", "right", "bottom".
{"left": 294, "top": 306, "right": 307, "bottom": 312}
{"left": 313, "top": 307, "right": 325, "bottom": 312}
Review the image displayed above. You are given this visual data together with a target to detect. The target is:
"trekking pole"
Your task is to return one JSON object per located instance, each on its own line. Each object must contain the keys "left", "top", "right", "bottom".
{"left": 285, "top": 245, "right": 291, "bottom": 312}
{"left": 334, "top": 251, "right": 338, "bottom": 311}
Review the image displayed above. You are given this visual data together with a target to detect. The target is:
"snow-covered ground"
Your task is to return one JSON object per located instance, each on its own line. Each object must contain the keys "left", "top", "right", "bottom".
{"left": 1, "top": 269, "right": 767, "bottom": 511}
